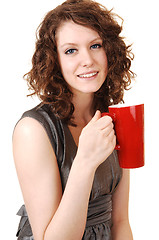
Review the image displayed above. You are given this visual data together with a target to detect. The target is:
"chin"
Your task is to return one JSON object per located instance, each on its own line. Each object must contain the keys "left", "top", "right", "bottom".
{"left": 70, "top": 81, "right": 105, "bottom": 95}
{"left": 84, "top": 84, "right": 103, "bottom": 93}
{"left": 79, "top": 88, "right": 101, "bottom": 94}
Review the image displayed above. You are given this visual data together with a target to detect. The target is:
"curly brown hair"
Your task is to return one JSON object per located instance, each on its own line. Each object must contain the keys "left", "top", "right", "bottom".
{"left": 24, "top": 0, "right": 135, "bottom": 125}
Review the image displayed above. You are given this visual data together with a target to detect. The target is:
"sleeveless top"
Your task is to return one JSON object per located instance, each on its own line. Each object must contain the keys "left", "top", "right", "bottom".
{"left": 16, "top": 104, "right": 122, "bottom": 240}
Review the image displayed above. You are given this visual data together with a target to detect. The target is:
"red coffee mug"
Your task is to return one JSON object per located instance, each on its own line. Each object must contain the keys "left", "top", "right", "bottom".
{"left": 102, "top": 103, "right": 145, "bottom": 169}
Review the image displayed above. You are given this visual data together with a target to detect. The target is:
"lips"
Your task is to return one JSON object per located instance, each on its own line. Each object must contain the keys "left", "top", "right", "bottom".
{"left": 77, "top": 71, "right": 99, "bottom": 78}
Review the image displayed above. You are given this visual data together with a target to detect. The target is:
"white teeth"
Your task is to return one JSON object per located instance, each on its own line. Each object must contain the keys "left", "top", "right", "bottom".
{"left": 78, "top": 72, "right": 98, "bottom": 78}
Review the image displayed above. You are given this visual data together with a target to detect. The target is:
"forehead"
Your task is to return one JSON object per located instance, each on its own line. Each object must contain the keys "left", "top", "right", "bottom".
{"left": 56, "top": 21, "right": 101, "bottom": 46}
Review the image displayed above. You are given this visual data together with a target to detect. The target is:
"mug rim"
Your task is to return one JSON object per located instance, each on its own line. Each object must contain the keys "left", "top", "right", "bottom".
{"left": 109, "top": 102, "right": 144, "bottom": 108}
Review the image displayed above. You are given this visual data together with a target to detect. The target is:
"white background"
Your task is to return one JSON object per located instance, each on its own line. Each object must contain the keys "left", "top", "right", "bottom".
{"left": 0, "top": 0, "right": 159, "bottom": 239}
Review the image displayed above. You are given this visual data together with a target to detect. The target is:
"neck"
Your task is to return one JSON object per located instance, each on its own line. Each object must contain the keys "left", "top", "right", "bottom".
{"left": 72, "top": 93, "right": 94, "bottom": 126}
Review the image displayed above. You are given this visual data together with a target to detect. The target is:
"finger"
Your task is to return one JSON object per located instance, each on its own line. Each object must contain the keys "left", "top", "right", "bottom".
{"left": 112, "top": 135, "right": 117, "bottom": 148}
{"left": 96, "top": 116, "right": 113, "bottom": 130}
{"left": 88, "top": 110, "right": 101, "bottom": 124}
{"left": 102, "top": 123, "right": 114, "bottom": 137}
{"left": 108, "top": 129, "right": 116, "bottom": 142}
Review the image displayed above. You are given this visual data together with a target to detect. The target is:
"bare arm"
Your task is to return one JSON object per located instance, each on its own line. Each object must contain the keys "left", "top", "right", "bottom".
{"left": 13, "top": 111, "right": 116, "bottom": 240}
{"left": 111, "top": 169, "right": 133, "bottom": 240}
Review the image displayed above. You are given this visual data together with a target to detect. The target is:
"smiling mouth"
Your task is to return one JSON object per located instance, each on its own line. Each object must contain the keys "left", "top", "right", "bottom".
{"left": 77, "top": 72, "right": 99, "bottom": 78}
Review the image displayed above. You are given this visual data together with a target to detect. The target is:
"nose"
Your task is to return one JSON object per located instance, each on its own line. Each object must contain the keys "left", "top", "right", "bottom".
{"left": 80, "top": 49, "right": 94, "bottom": 67}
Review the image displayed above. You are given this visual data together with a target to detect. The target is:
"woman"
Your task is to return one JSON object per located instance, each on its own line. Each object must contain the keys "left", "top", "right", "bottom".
{"left": 13, "top": 0, "right": 134, "bottom": 239}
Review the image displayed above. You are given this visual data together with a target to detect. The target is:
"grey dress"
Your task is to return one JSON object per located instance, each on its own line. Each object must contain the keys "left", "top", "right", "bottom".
{"left": 16, "top": 104, "right": 122, "bottom": 240}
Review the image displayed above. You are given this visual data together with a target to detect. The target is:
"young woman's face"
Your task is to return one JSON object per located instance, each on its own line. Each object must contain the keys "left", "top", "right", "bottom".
{"left": 56, "top": 21, "right": 108, "bottom": 95}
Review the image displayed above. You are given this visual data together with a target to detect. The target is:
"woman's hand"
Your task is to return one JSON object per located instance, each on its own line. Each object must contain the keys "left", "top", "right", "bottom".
{"left": 76, "top": 110, "right": 116, "bottom": 170}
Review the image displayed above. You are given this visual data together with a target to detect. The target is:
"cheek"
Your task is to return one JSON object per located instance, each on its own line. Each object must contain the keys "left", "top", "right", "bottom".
{"left": 59, "top": 56, "right": 76, "bottom": 78}
{"left": 96, "top": 50, "right": 108, "bottom": 72}
{"left": 101, "top": 53, "right": 108, "bottom": 74}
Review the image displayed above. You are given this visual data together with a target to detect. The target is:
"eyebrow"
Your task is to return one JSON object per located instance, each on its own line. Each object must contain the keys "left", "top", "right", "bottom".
{"left": 59, "top": 37, "right": 102, "bottom": 48}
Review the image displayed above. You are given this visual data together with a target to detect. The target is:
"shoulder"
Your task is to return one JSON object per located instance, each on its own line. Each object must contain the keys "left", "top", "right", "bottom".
{"left": 13, "top": 116, "right": 54, "bottom": 163}
{"left": 13, "top": 104, "right": 62, "bottom": 154}
{"left": 13, "top": 116, "right": 46, "bottom": 143}
{"left": 13, "top": 104, "right": 65, "bottom": 167}
{"left": 12, "top": 105, "right": 56, "bottom": 163}
{"left": 13, "top": 104, "right": 52, "bottom": 144}
{"left": 12, "top": 110, "right": 61, "bottom": 184}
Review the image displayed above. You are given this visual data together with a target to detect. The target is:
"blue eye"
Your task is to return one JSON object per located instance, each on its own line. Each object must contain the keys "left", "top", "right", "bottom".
{"left": 65, "top": 49, "right": 76, "bottom": 55}
{"left": 91, "top": 43, "right": 102, "bottom": 49}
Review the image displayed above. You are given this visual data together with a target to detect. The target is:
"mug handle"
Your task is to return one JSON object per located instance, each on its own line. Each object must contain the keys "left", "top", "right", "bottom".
{"left": 101, "top": 112, "right": 121, "bottom": 150}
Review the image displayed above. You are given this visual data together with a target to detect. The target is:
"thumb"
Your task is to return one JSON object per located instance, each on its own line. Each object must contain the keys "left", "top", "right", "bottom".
{"left": 90, "top": 110, "right": 101, "bottom": 123}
